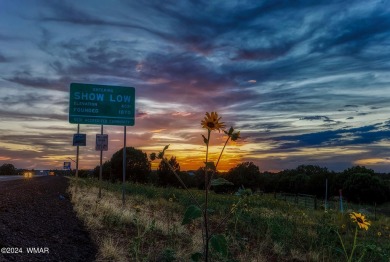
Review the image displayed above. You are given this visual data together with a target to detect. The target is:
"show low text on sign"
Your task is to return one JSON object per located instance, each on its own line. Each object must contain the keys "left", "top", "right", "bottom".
{"left": 69, "top": 83, "right": 135, "bottom": 126}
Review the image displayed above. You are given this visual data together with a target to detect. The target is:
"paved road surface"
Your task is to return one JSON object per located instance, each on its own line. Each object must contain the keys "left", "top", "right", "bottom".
{"left": 0, "top": 175, "right": 46, "bottom": 182}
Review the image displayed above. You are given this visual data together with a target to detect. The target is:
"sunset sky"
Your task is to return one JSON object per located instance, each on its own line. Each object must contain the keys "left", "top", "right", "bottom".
{"left": 1, "top": 0, "right": 390, "bottom": 172}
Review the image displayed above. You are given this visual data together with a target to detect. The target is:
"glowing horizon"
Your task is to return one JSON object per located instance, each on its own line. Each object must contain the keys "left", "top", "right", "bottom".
{"left": 2, "top": 1, "right": 390, "bottom": 173}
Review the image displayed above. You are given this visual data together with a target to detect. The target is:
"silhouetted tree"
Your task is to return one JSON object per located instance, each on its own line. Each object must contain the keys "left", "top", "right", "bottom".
{"left": 77, "top": 169, "right": 92, "bottom": 178}
{"left": 93, "top": 160, "right": 112, "bottom": 181}
{"left": 194, "top": 167, "right": 206, "bottom": 189}
{"left": 332, "top": 165, "right": 375, "bottom": 197}
{"left": 262, "top": 172, "right": 279, "bottom": 192}
{"left": 343, "top": 173, "right": 389, "bottom": 204}
{"left": 269, "top": 165, "right": 333, "bottom": 196}
{"left": 296, "top": 165, "right": 333, "bottom": 197}
{"left": 0, "top": 163, "right": 17, "bottom": 176}
{"left": 227, "top": 162, "right": 261, "bottom": 191}
{"left": 157, "top": 156, "right": 180, "bottom": 187}
{"left": 110, "top": 147, "right": 151, "bottom": 183}
{"left": 179, "top": 171, "right": 197, "bottom": 188}
{"left": 276, "top": 171, "right": 294, "bottom": 192}
{"left": 343, "top": 166, "right": 375, "bottom": 176}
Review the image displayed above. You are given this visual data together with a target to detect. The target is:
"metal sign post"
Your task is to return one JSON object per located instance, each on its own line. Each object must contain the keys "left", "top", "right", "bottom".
{"left": 122, "top": 126, "right": 127, "bottom": 206}
{"left": 72, "top": 125, "right": 86, "bottom": 178}
{"left": 99, "top": 125, "right": 103, "bottom": 198}
{"left": 75, "top": 124, "right": 80, "bottom": 193}
{"left": 95, "top": 128, "right": 108, "bottom": 198}
{"left": 76, "top": 124, "right": 80, "bottom": 179}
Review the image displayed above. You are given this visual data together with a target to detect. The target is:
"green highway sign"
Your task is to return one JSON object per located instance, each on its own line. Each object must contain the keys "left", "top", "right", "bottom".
{"left": 69, "top": 83, "right": 135, "bottom": 126}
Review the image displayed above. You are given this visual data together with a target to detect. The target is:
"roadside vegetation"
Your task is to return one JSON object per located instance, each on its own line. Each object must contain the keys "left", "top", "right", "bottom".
{"left": 3, "top": 111, "right": 390, "bottom": 261}
{"left": 68, "top": 111, "right": 389, "bottom": 261}
{"left": 69, "top": 177, "right": 390, "bottom": 261}
{"left": 89, "top": 149, "right": 390, "bottom": 205}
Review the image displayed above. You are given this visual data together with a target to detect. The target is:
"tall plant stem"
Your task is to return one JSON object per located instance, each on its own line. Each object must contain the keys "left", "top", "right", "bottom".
{"left": 207, "top": 135, "right": 230, "bottom": 191}
{"left": 204, "top": 130, "right": 211, "bottom": 261}
{"left": 336, "top": 230, "right": 348, "bottom": 261}
{"left": 162, "top": 158, "right": 202, "bottom": 208}
{"left": 348, "top": 227, "right": 358, "bottom": 262}
{"left": 209, "top": 198, "right": 242, "bottom": 240}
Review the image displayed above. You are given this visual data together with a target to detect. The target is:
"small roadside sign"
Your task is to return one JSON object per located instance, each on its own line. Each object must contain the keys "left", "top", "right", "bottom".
{"left": 96, "top": 134, "right": 108, "bottom": 151}
{"left": 63, "top": 162, "right": 71, "bottom": 170}
{"left": 73, "top": 134, "right": 86, "bottom": 146}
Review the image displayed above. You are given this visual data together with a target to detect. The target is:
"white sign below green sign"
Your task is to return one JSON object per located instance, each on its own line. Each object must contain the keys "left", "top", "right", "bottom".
{"left": 69, "top": 83, "right": 135, "bottom": 126}
{"left": 96, "top": 134, "right": 108, "bottom": 151}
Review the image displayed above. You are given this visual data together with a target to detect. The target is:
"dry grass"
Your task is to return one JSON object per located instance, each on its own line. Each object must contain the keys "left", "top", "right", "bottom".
{"left": 98, "top": 237, "right": 125, "bottom": 262}
{"left": 68, "top": 178, "right": 390, "bottom": 261}
{"left": 68, "top": 182, "right": 200, "bottom": 261}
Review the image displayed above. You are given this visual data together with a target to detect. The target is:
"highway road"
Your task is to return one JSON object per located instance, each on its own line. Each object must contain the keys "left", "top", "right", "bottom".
{"left": 0, "top": 175, "right": 97, "bottom": 261}
{"left": 0, "top": 174, "right": 47, "bottom": 182}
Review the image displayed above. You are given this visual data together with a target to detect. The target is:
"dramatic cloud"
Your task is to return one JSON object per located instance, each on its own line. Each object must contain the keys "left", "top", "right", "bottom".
{"left": 1, "top": 0, "right": 390, "bottom": 172}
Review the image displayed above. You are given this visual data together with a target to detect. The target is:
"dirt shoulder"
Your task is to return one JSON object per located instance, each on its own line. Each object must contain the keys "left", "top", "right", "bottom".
{"left": 0, "top": 176, "right": 97, "bottom": 262}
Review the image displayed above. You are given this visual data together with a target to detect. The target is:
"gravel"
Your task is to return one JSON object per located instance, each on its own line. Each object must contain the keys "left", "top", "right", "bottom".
{"left": 0, "top": 176, "right": 97, "bottom": 261}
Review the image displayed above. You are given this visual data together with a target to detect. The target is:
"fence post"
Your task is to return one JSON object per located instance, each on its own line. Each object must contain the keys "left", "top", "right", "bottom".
{"left": 314, "top": 197, "right": 317, "bottom": 210}
{"left": 339, "top": 189, "right": 344, "bottom": 214}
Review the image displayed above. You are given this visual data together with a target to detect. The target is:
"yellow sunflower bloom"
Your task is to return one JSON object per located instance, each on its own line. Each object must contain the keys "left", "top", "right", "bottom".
{"left": 201, "top": 112, "right": 225, "bottom": 132}
{"left": 349, "top": 212, "right": 371, "bottom": 230}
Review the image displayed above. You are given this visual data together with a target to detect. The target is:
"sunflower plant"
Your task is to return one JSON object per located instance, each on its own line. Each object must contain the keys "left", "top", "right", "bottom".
{"left": 336, "top": 212, "right": 371, "bottom": 262}
{"left": 151, "top": 112, "right": 240, "bottom": 261}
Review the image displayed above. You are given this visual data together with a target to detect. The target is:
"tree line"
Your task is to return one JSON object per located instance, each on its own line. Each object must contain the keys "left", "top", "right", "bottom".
{"left": 89, "top": 147, "right": 390, "bottom": 205}
{"left": 2, "top": 146, "right": 388, "bottom": 204}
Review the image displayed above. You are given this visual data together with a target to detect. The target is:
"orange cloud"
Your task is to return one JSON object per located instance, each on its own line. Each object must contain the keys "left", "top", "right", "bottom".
{"left": 172, "top": 112, "right": 192, "bottom": 117}
{"left": 354, "top": 158, "right": 390, "bottom": 165}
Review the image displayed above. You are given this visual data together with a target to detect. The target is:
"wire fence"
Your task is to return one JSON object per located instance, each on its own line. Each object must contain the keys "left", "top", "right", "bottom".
{"left": 274, "top": 192, "right": 390, "bottom": 219}
{"left": 274, "top": 193, "right": 318, "bottom": 210}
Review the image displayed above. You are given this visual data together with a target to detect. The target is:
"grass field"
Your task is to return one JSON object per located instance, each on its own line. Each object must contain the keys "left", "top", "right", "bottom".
{"left": 68, "top": 177, "right": 390, "bottom": 261}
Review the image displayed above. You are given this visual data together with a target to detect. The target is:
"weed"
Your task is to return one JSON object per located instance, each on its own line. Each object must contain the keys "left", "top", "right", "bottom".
{"left": 68, "top": 177, "right": 390, "bottom": 261}
{"left": 157, "top": 248, "right": 177, "bottom": 262}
